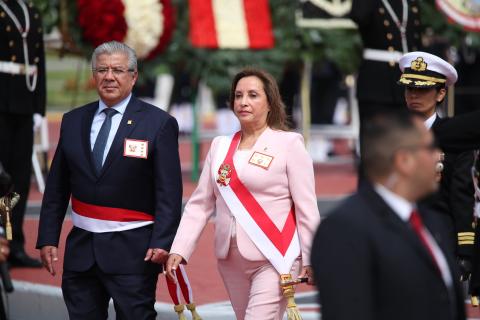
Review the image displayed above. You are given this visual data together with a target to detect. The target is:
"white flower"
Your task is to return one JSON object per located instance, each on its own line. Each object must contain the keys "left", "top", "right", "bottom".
{"left": 122, "top": 0, "right": 165, "bottom": 59}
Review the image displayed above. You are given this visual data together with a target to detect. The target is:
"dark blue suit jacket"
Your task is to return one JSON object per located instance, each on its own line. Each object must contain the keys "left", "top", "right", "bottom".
{"left": 36, "top": 96, "right": 183, "bottom": 274}
{"left": 312, "top": 183, "right": 465, "bottom": 320}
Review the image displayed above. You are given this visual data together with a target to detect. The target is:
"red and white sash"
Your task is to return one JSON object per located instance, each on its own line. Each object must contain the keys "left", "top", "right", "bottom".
{"left": 213, "top": 132, "right": 300, "bottom": 274}
{"left": 165, "top": 264, "right": 194, "bottom": 305}
{"left": 71, "top": 197, "right": 154, "bottom": 233}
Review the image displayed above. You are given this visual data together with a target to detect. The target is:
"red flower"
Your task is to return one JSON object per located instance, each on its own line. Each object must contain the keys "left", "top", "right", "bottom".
{"left": 76, "top": 0, "right": 128, "bottom": 47}
{"left": 75, "top": 0, "right": 174, "bottom": 60}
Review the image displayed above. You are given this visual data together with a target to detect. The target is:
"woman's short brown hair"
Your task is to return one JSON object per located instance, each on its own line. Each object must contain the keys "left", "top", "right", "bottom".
{"left": 229, "top": 68, "right": 289, "bottom": 131}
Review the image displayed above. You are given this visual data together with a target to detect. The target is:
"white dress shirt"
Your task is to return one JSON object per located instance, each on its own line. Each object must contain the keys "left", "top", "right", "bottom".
{"left": 375, "top": 184, "right": 453, "bottom": 287}
{"left": 90, "top": 94, "right": 131, "bottom": 165}
{"left": 424, "top": 113, "right": 437, "bottom": 130}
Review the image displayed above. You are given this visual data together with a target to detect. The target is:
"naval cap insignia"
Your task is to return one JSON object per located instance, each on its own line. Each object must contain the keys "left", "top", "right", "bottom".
{"left": 411, "top": 57, "right": 427, "bottom": 72}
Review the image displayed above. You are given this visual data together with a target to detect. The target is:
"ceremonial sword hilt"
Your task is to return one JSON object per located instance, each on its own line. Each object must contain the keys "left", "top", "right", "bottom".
{"left": 0, "top": 192, "right": 20, "bottom": 240}
{"left": 280, "top": 277, "right": 308, "bottom": 287}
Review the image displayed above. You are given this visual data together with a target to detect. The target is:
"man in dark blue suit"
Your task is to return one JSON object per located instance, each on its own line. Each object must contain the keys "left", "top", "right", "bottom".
{"left": 36, "top": 41, "right": 183, "bottom": 319}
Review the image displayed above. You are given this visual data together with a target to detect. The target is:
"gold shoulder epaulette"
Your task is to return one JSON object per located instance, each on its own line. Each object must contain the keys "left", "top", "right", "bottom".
{"left": 458, "top": 232, "right": 475, "bottom": 245}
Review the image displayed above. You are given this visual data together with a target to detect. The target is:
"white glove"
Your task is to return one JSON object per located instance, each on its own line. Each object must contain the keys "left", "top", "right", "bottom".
{"left": 33, "top": 113, "right": 43, "bottom": 132}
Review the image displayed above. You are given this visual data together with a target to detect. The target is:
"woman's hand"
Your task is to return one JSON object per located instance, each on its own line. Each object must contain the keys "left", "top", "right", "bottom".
{"left": 165, "top": 253, "right": 184, "bottom": 283}
{"left": 298, "top": 265, "right": 314, "bottom": 285}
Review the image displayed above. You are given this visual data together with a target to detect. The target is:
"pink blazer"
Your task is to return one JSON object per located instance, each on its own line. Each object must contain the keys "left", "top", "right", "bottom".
{"left": 170, "top": 127, "right": 320, "bottom": 265}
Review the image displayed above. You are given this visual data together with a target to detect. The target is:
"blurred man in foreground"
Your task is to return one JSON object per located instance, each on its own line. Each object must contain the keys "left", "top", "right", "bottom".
{"left": 312, "top": 111, "right": 465, "bottom": 320}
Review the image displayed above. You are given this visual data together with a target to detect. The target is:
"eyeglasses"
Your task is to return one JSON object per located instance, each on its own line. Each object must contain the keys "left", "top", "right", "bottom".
{"left": 93, "top": 67, "right": 134, "bottom": 76}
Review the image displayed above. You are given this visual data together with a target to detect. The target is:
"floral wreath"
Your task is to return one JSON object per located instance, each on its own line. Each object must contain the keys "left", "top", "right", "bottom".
{"left": 76, "top": 0, "right": 174, "bottom": 60}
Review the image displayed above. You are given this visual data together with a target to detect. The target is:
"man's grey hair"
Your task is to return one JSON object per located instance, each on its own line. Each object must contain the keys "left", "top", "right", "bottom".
{"left": 91, "top": 41, "right": 137, "bottom": 71}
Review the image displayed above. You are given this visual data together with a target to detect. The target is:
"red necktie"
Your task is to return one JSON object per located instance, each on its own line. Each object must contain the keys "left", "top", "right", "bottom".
{"left": 409, "top": 210, "right": 441, "bottom": 273}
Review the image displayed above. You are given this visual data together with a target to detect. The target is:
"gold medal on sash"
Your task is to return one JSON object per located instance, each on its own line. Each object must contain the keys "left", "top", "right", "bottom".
{"left": 217, "top": 164, "right": 232, "bottom": 186}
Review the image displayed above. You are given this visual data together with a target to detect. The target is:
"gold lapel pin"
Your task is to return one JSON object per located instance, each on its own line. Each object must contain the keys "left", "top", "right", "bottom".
{"left": 127, "top": 120, "right": 133, "bottom": 125}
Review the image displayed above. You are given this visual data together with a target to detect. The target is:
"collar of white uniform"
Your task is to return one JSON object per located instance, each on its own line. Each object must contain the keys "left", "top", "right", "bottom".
{"left": 424, "top": 113, "right": 437, "bottom": 130}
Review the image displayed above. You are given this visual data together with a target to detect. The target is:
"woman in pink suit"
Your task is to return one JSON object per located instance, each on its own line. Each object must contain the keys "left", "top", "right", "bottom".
{"left": 166, "top": 68, "right": 320, "bottom": 320}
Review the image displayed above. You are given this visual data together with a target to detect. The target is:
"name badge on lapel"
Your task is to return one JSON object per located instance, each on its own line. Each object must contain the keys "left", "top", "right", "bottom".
{"left": 124, "top": 139, "right": 148, "bottom": 159}
{"left": 249, "top": 151, "right": 273, "bottom": 170}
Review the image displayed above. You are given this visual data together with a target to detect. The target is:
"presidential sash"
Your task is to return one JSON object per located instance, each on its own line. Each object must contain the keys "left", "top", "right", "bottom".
{"left": 213, "top": 132, "right": 301, "bottom": 274}
{"left": 71, "top": 197, "right": 154, "bottom": 233}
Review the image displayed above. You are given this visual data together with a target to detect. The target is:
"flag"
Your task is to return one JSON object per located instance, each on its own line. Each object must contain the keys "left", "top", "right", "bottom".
{"left": 189, "top": 0, "right": 274, "bottom": 49}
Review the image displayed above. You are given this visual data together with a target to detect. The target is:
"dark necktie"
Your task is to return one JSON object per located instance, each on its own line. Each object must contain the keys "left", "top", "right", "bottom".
{"left": 409, "top": 210, "right": 440, "bottom": 273}
{"left": 92, "top": 108, "right": 117, "bottom": 173}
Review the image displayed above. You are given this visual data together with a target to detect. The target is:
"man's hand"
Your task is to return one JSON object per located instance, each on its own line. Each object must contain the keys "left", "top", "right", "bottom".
{"left": 165, "top": 253, "right": 184, "bottom": 284}
{"left": 144, "top": 248, "right": 168, "bottom": 264}
{"left": 0, "top": 237, "right": 10, "bottom": 263}
{"left": 298, "top": 265, "right": 315, "bottom": 285}
{"left": 40, "top": 246, "right": 58, "bottom": 276}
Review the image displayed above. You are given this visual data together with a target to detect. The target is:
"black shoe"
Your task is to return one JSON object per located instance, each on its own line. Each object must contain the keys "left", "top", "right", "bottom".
{"left": 8, "top": 251, "right": 42, "bottom": 268}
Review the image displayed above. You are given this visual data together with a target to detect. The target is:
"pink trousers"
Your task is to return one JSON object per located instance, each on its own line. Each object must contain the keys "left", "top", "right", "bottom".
{"left": 217, "top": 238, "right": 302, "bottom": 320}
